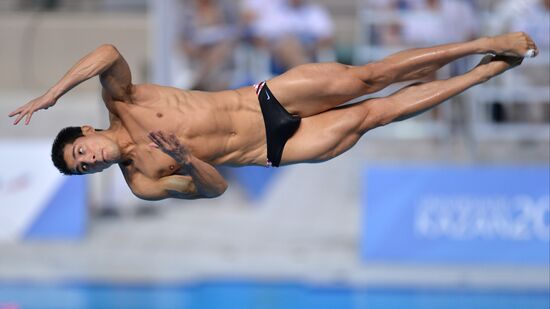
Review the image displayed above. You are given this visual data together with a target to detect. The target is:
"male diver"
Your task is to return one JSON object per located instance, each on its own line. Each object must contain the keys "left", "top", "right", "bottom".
{"left": 9, "top": 32, "right": 538, "bottom": 200}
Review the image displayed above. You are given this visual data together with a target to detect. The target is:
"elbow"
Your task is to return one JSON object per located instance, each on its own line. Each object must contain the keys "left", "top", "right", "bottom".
{"left": 214, "top": 183, "right": 229, "bottom": 198}
{"left": 132, "top": 191, "right": 165, "bottom": 202}
{"left": 97, "top": 44, "right": 122, "bottom": 60}
{"left": 205, "top": 183, "right": 228, "bottom": 199}
{"left": 98, "top": 43, "right": 119, "bottom": 53}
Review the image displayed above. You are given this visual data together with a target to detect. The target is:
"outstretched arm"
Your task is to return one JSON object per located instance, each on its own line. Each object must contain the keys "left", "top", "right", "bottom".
{"left": 9, "top": 44, "right": 132, "bottom": 125}
{"left": 131, "top": 130, "right": 228, "bottom": 201}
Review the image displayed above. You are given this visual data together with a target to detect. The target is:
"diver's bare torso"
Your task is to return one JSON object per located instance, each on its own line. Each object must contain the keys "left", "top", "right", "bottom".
{"left": 106, "top": 83, "right": 267, "bottom": 181}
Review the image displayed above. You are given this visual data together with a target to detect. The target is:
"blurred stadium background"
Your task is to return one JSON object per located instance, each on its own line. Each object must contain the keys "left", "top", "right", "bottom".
{"left": 0, "top": 0, "right": 548, "bottom": 308}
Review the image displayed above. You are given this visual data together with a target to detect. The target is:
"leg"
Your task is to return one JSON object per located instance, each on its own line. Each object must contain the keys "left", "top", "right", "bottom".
{"left": 268, "top": 32, "right": 537, "bottom": 118}
{"left": 281, "top": 56, "right": 521, "bottom": 164}
{"left": 363, "top": 55, "right": 523, "bottom": 127}
{"left": 280, "top": 102, "right": 368, "bottom": 164}
{"left": 351, "top": 32, "right": 537, "bottom": 90}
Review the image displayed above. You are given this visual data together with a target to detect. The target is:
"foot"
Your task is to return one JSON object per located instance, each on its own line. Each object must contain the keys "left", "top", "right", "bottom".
{"left": 475, "top": 55, "right": 523, "bottom": 79}
{"left": 486, "top": 32, "right": 539, "bottom": 58}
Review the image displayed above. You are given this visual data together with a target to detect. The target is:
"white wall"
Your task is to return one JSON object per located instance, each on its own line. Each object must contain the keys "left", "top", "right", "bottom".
{"left": 0, "top": 12, "right": 149, "bottom": 91}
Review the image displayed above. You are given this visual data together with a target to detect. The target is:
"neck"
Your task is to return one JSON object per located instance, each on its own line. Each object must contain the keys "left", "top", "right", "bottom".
{"left": 98, "top": 125, "right": 135, "bottom": 164}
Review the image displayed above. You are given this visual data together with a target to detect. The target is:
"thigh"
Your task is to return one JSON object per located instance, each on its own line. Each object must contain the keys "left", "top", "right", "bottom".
{"left": 280, "top": 102, "right": 367, "bottom": 165}
{"left": 267, "top": 62, "right": 369, "bottom": 118}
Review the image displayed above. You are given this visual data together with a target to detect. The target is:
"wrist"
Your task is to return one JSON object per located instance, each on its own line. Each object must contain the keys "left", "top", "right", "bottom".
{"left": 179, "top": 153, "right": 193, "bottom": 168}
{"left": 46, "top": 87, "right": 61, "bottom": 101}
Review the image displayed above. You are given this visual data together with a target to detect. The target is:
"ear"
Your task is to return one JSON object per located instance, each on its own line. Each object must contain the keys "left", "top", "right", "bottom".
{"left": 81, "top": 125, "right": 95, "bottom": 135}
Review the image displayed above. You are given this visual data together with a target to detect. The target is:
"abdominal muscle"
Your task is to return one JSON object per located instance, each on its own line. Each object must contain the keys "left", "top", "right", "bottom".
{"left": 139, "top": 85, "right": 268, "bottom": 167}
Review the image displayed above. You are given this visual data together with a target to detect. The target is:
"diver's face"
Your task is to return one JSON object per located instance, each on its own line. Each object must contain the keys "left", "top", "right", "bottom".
{"left": 63, "top": 130, "right": 120, "bottom": 174}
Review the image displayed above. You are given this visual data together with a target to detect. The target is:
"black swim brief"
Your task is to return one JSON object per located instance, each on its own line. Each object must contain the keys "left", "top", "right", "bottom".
{"left": 254, "top": 81, "right": 301, "bottom": 167}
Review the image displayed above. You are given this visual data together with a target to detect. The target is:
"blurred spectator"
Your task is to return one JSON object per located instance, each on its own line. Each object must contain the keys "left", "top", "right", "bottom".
{"left": 366, "top": 0, "right": 479, "bottom": 55}
{"left": 19, "top": 0, "right": 60, "bottom": 10}
{"left": 362, "top": 0, "right": 479, "bottom": 124}
{"left": 363, "top": 0, "right": 402, "bottom": 46}
{"left": 400, "top": 0, "right": 478, "bottom": 122}
{"left": 489, "top": 0, "right": 549, "bottom": 50}
{"left": 177, "top": 0, "right": 240, "bottom": 91}
{"left": 241, "top": 0, "right": 335, "bottom": 73}
{"left": 401, "top": 0, "right": 479, "bottom": 79}
{"left": 400, "top": 0, "right": 479, "bottom": 47}
{"left": 487, "top": 0, "right": 550, "bottom": 123}
{"left": 489, "top": 0, "right": 549, "bottom": 84}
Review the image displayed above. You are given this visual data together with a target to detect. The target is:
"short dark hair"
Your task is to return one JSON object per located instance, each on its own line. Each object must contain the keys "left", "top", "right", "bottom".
{"left": 51, "top": 126, "right": 84, "bottom": 175}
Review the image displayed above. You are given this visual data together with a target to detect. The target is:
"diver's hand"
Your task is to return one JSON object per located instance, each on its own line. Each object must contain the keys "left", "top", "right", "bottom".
{"left": 9, "top": 92, "right": 57, "bottom": 125}
{"left": 148, "top": 130, "right": 191, "bottom": 165}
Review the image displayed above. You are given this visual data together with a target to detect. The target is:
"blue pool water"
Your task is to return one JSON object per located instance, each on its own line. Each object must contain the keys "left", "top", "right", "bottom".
{"left": 0, "top": 281, "right": 548, "bottom": 309}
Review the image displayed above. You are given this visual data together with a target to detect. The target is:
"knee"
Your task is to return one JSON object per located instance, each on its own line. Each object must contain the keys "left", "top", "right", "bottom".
{"left": 359, "top": 99, "right": 397, "bottom": 131}
{"left": 360, "top": 62, "right": 397, "bottom": 89}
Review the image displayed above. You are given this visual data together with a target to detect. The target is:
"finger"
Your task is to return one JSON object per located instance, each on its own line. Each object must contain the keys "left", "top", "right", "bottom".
{"left": 168, "top": 133, "right": 177, "bottom": 141}
{"left": 8, "top": 109, "right": 22, "bottom": 117}
{"left": 150, "top": 133, "right": 168, "bottom": 149}
{"left": 148, "top": 142, "right": 159, "bottom": 149}
{"left": 13, "top": 111, "right": 27, "bottom": 125}
{"left": 149, "top": 130, "right": 160, "bottom": 140}
{"left": 166, "top": 134, "right": 180, "bottom": 149}
{"left": 152, "top": 131, "right": 166, "bottom": 142}
{"left": 9, "top": 104, "right": 28, "bottom": 117}
{"left": 156, "top": 130, "right": 168, "bottom": 141}
{"left": 25, "top": 111, "right": 34, "bottom": 125}
{"left": 156, "top": 131, "right": 171, "bottom": 145}
{"left": 172, "top": 134, "right": 181, "bottom": 146}
{"left": 169, "top": 134, "right": 181, "bottom": 146}
{"left": 148, "top": 132, "right": 162, "bottom": 145}
{"left": 164, "top": 132, "right": 175, "bottom": 142}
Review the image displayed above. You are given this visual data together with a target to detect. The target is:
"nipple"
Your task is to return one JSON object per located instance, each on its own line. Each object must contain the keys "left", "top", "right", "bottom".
{"left": 169, "top": 165, "right": 175, "bottom": 170}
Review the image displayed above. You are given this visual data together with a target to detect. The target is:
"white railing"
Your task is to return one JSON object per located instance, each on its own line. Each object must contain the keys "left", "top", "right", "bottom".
{"left": 353, "top": 3, "right": 455, "bottom": 140}
{"left": 354, "top": 0, "right": 549, "bottom": 144}
{"left": 467, "top": 51, "right": 550, "bottom": 142}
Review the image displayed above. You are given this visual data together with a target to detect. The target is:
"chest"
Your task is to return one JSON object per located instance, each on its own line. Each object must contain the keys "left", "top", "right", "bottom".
{"left": 129, "top": 145, "right": 183, "bottom": 179}
{"left": 110, "top": 101, "right": 189, "bottom": 179}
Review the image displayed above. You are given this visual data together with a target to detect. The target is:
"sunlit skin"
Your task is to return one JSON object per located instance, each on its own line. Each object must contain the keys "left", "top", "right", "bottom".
{"left": 63, "top": 126, "right": 122, "bottom": 174}
{"left": 8, "top": 32, "right": 538, "bottom": 200}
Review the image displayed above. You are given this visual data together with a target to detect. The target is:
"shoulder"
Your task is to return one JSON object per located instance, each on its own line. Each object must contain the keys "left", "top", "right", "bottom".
{"left": 101, "top": 89, "right": 121, "bottom": 113}
{"left": 101, "top": 82, "right": 157, "bottom": 109}
{"left": 129, "top": 83, "right": 170, "bottom": 103}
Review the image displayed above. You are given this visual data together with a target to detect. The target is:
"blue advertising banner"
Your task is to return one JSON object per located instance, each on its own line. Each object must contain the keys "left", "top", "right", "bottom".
{"left": 361, "top": 165, "right": 550, "bottom": 264}
{"left": 0, "top": 141, "right": 88, "bottom": 241}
